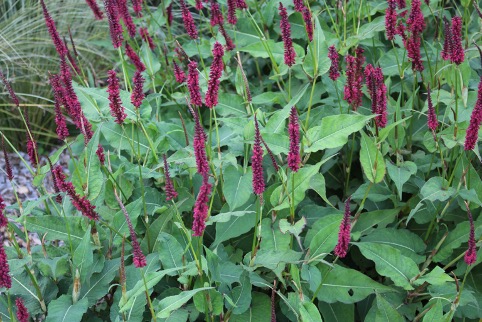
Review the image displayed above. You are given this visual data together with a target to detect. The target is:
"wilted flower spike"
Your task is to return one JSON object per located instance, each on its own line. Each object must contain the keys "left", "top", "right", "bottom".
{"left": 427, "top": 84, "right": 438, "bottom": 131}
{"left": 188, "top": 61, "right": 203, "bottom": 107}
{"left": 53, "top": 165, "right": 100, "bottom": 220}
{"left": 334, "top": 196, "right": 351, "bottom": 258}
{"left": 192, "top": 175, "right": 212, "bottom": 236}
{"left": 279, "top": 3, "right": 296, "bottom": 67}
{"left": 0, "top": 196, "right": 7, "bottom": 228}
{"left": 0, "top": 243, "right": 11, "bottom": 289}
{"left": 302, "top": 7, "right": 313, "bottom": 42}
{"left": 107, "top": 70, "right": 127, "bottom": 124}
{"left": 252, "top": 115, "right": 265, "bottom": 195}
{"left": 205, "top": 42, "right": 225, "bottom": 109}
{"left": 15, "top": 298, "right": 29, "bottom": 322}
{"left": 441, "top": 18, "right": 452, "bottom": 61}
{"left": 0, "top": 71, "right": 20, "bottom": 107}
{"left": 180, "top": 0, "right": 198, "bottom": 39}
{"left": 1, "top": 137, "right": 13, "bottom": 181}
{"left": 85, "top": 0, "right": 104, "bottom": 19}
{"left": 163, "top": 154, "right": 178, "bottom": 201}
{"left": 385, "top": 0, "right": 397, "bottom": 41}
{"left": 103, "top": 0, "right": 124, "bottom": 49}
{"left": 227, "top": 0, "right": 237, "bottom": 24}
{"left": 131, "top": 71, "right": 145, "bottom": 109}
{"left": 288, "top": 107, "right": 301, "bottom": 171}
{"left": 40, "top": 0, "right": 67, "bottom": 56}
{"left": 96, "top": 145, "right": 105, "bottom": 165}
{"left": 464, "top": 75, "right": 482, "bottom": 150}
{"left": 451, "top": 16, "right": 464, "bottom": 65}
{"left": 464, "top": 206, "right": 477, "bottom": 265}
{"left": 139, "top": 28, "right": 156, "bottom": 49}
{"left": 328, "top": 45, "right": 340, "bottom": 81}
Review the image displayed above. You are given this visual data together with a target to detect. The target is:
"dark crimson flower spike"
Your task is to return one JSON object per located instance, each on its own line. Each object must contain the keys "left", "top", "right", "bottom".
{"left": 125, "top": 42, "right": 146, "bottom": 72}
{"left": 85, "top": 0, "right": 104, "bottom": 20}
{"left": 131, "top": 70, "right": 145, "bottom": 109}
{"left": 40, "top": 0, "right": 67, "bottom": 56}
{"left": 464, "top": 75, "right": 482, "bottom": 150}
{"left": 464, "top": 202, "right": 477, "bottom": 265}
{"left": 1, "top": 136, "right": 13, "bottom": 181}
{"left": 0, "top": 70, "right": 20, "bottom": 107}
{"left": 385, "top": 0, "right": 397, "bottom": 41}
{"left": 0, "top": 243, "right": 11, "bottom": 288}
{"left": 426, "top": 84, "right": 438, "bottom": 131}
{"left": 180, "top": 0, "right": 198, "bottom": 39}
{"left": 279, "top": 2, "right": 296, "bottom": 67}
{"left": 334, "top": 196, "right": 351, "bottom": 258}
{"left": 15, "top": 298, "right": 29, "bottom": 322}
{"left": 139, "top": 27, "right": 156, "bottom": 49}
{"left": 365, "top": 64, "right": 387, "bottom": 128}
{"left": 450, "top": 16, "right": 465, "bottom": 65}
{"left": 441, "top": 17, "right": 452, "bottom": 61}
{"left": 210, "top": 0, "right": 224, "bottom": 26}
{"left": 118, "top": 0, "right": 137, "bottom": 38}
{"left": 227, "top": 0, "right": 237, "bottom": 24}
{"left": 163, "top": 154, "right": 178, "bottom": 201}
{"left": 328, "top": 45, "right": 340, "bottom": 81}
{"left": 103, "top": 0, "right": 124, "bottom": 48}
{"left": 288, "top": 107, "right": 301, "bottom": 171}
{"left": 205, "top": 42, "right": 225, "bottom": 109}
{"left": 187, "top": 61, "right": 203, "bottom": 107}
{"left": 252, "top": 115, "right": 265, "bottom": 196}
{"left": 302, "top": 7, "right": 313, "bottom": 42}
{"left": 107, "top": 70, "right": 127, "bottom": 124}
{"left": 0, "top": 195, "right": 7, "bottom": 228}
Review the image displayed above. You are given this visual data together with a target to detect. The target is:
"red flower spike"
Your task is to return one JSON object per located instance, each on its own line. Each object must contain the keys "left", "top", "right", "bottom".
{"left": 441, "top": 18, "right": 452, "bottom": 61}
{"left": 205, "top": 42, "right": 225, "bottom": 109}
{"left": 118, "top": 0, "right": 137, "bottom": 38}
{"left": 40, "top": 0, "right": 68, "bottom": 56}
{"left": 24, "top": 112, "right": 38, "bottom": 168}
{"left": 131, "top": 0, "right": 142, "bottom": 15}
{"left": 464, "top": 75, "right": 482, "bottom": 150}
{"left": 328, "top": 45, "right": 340, "bottom": 81}
{"left": 407, "top": 0, "right": 425, "bottom": 34}
{"left": 260, "top": 136, "right": 279, "bottom": 172}
{"left": 450, "top": 16, "right": 464, "bottom": 65}
{"left": 219, "top": 24, "right": 236, "bottom": 51}
{"left": 288, "top": 107, "right": 301, "bottom": 171}
{"left": 236, "top": 0, "right": 248, "bottom": 9}
{"left": 334, "top": 196, "right": 351, "bottom": 258}
{"left": 52, "top": 165, "right": 100, "bottom": 220}
{"left": 173, "top": 61, "right": 186, "bottom": 83}
{"left": 302, "top": 7, "right": 313, "bottom": 42}
{"left": 107, "top": 70, "right": 127, "bottom": 124}
{"left": 210, "top": 0, "right": 224, "bottom": 26}
{"left": 464, "top": 206, "right": 477, "bottom": 265}
{"left": 85, "top": 0, "right": 104, "bottom": 20}
{"left": 252, "top": 115, "right": 265, "bottom": 195}
{"left": 427, "top": 84, "right": 438, "bottom": 131}
{"left": 188, "top": 61, "right": 203, "bottom": 107}
{"left": 125, "top": 42, "right": 146, "bottom": 72}
{"left": 195, "top": 0, "right": 204, "bottom": 10}
{"left": 192, "top": 175, "right": 212, "bottom": 236}
{"left": 15, "top": 298, "right": 29, "bottom": 322}
{"left": 385, "top": 0, "right": 397, "bottom": 41}
{"left": 50, "top": 75, "right": 70, "bottom": 141}
{"left": 365, "top": 64, "right": 388, "bottom": 128}
{"left": 139, "top": 27, "right": 156, "bottom": 49}
{"left": 0, "top": 243, "right": 11, "bottom": 289}
{"left": 163, "top": 154, "right": 178, "bottom": 201}
{"left": 167, "top": 4, "right": 173, "bottom": 25}
{"left": 131, "top": 71, "right": 145, "bottom": 109}
{"left": 227, "top": 0, "right": 237, "bottom": 24}
{"left": 96, "top": 145, "right": 105, "bottom": 165}
{"left": 103, "top": 0, "right": 124, "bottom": 49}
{"left": 192, "top": 108, "right": 209, "bottom": 176}
{"left": 343, "top": 48, "right": 365, "bottom": 110}
{"left": 0, "top": 70, "right": 20, "bottom": 107}
{"left": 180, "top": 0, "right": 198, "bottom": 39}
{"left": 0, "top": 196, "right": 7, "bottom": 228}
{"left": 48, "top": 158, "right": 63, "bottom": 204}
{"left": 279, "top": 2, "right": 296, "bottom": 67}
{"left": 1, "top": 137, "right": 13, "bottom": 181}
{"left": 293, "top": 0, "right": 304, "bottom": 12}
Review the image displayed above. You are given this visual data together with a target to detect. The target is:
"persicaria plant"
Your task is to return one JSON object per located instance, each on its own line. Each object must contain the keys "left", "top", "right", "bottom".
{"left": 0, "top": 0, "right": 481, "bottom": 320}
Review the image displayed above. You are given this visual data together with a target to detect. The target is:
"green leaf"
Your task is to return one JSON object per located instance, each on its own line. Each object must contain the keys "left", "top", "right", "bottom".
{"left": 73, "top": 226, "right": 93, "bottom": 282}
{"left": 312, "top": 264, "right": 393, "bottom": 303}
{"left": 318, "top": 302, "right": 354, "bottom": 322}
{"left": 158, "top": 233, "right": 185, "bottom": 275}
{"left": 360, "top": 131, "right": 386, "bottom": 183}
{"left": 374, "top": 294, "right": 405, "bottom": 322}
{"left": 156, "top": 287, "right": 214, "bottom": 318}
{"left": 309, "top": 173, "right": 332, "bottom": 206}
{"left": 212, "top": 211, "right": 256, "bottom": 247}
{"left": 260, "top": 218, "right": 291, "bottom": 251}
{"left": 304, "top": 115, "right": 373, "bottom": 153}
{"left": 253, "top": 249, "right": 302, "bottom": 270}
{"left": 386, "top": 161, "right": 417, "bottom": 200}
{"left": 229, "top": 292, "right": 271, "bottom": 322}
{"left": 307, "top": 214, "right": 343, "bottom": 260}
{"left": 302, "top": 16, "right": 331, "bottom": 78}
{"left": 356, "top": 242, "right": 420, "bottom": 290}
{"left": 25, "top": 216, "right": 84, "bottom": 244}
{"left": 416, "top": 267, "right": 453, "bottom": 286}
{"left": 45, "top": 295, "right": 88, "bottom": 322}
{"left": 352, "top": 209, "right": 400, "bottom": 239}
{"left": 223, "top": 166, "right": 253, "bottom": 210}
{"left": 85, "top": 128, "right": 103, "bottom": 200}
{"left": 299, "top": 301, "right": 323, "bottom": 322}
{"left": 238, "top": 39, "right": 305, "bottom": 65}
{"left": 227, "top": 272, "right": 252, "bottom": 314}
{"left": 79, "top": 259, "right": 120, "bottom": 306}
{"left": 422, "top": 300, "right": 443, "bottom": 322}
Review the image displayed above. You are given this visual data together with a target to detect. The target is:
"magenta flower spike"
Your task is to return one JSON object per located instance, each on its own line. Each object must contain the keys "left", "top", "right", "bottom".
{"left": 125, "top": 43, "right": 146, "bottom": 72}
{"left": 205, "top": 42, "right": 225, "bottom": 109}
{"left": 131, "top": 71, "right": 145, "bottom": 109}
{"left": 192, "top": 175, "right": 212, "bottom": 236}
{"left": 107, "top": 70, "right": 127, "bottom": 124}
{"left": 288, "top": 107, "right": 301, "bottom": 171}
{"left": 464, "top": 206, "right": 477, "bottom": 265}
{"left": 40, "top": 0, "right": 67, "bottom": 56}
{"left": 0, "top": 71, "right": 20, "bottom": 107}
{"left": 50, "top": 75, "right": 70, "bottom": 141}
{"left": 85, "top": 0, "right": 104, "bottom": 20}
{"left": 195, "top": 0, "right": 204, "bottom": 10}
{"left": 464, "top": 76, "right": 482, "bottom": 150}
{"left": 279, "top": 2, "right": 296, "bottom": 67}
{"left": 302, "top": 7, "right": 313, "bottom": 42}
{"left": 1, "top": 137, "right": 13, "bottom": 182}
{"left": 252, "top": 115, "right": 265, "bottom": 195}
{"left": 227, "top": 0, "right": 237, "bottom": 24}
{"left": 167, "top": 4, "right": 173, "bottom": 25}
{"left": 96, "top": 145, "right": 105, "bottom": 165}
{"left": 441, "top": 18, "right": 452, "bottom": 61}
{"left": 118, "top": 0, "right": 137, "bottom": 38}
{"left": 293, "top": 0, "right": 304, "bottom": 12}
{"left": 344, "top": 48, "right": 365, "bottom": 110}
{"left": 328, "top": 45, "right": 340, "bottom": 81}
{"left": 188, "top": 61, "right": 203, "bottom": 107}
{"left": 103, "top": 0, "right": 124, "bottom": 49}
{"left": 426, "top": 84, "right": 438, "bottom": 131}
{"left": 385, "top": 0, "right": 397, "bottom": 41}
{"left": 210, "top": 0, "right": 224, "bottom": 26}
{"left": 334, "top": 196, "right": 351, "bottom": 258}
{"left": 173, "top": 61, "right": 186, "bottom": 83}
{"left": 139, "top": 27, "right": 156, "bottom": 49}
{"left": 15, "top": 298, "right": 29, "bottom": 322}
{"left": 131, "top": 0, "right": 142, "bottom": 15}
{"left": 365, "top": 64, "right": 387, "bottom": 128}
{"left": 180, "top": 0, "right": 198, "bottom": 39}
{"left": 192, "top": 108, "right": 209, "bottom": 176}
{"left": 219, "top": 24, "right": 236, "bottom": 51}
{"left": 451, "top": 16, "right": 465, "bottom": 65}
{"left": 0, "top": 243, "right": 11, "bottom": 289}
{"left": 163, "top": 154, "right": 178, "bottom": 201}
{"left": 0, "top": 196, "right": 7, "bottom": 228}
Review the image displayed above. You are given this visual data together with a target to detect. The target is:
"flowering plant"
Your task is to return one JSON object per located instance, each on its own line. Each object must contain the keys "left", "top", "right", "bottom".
{"left": 0, "top": 0, "right": 481, "bottom": 320}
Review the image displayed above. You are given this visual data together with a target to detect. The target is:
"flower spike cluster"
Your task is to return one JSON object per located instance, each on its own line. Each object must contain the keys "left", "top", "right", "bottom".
{"left": 40, "top": 0, "right": 67, "bottom": 56}
{"left": 52, "top": 165, "right": 100, "bottom": 220}
{"left": 334, "top": 196, "right": 352, "bottom": 258}
{"left": 328, "top": 45, "right": 340, "bottom": 81}
{"left": 96, "top": 145, "right": 105, "bottom": 165}
{"left": 441, "top": 18, "right": 452, "bottom": 61}
{"left": 252, "top": 115, "right": 265, "bottom": 196}
{"left": 205, "top": 42, "right": 225, "bottom": 109}
{"left": 163, "top": 154, "right": 178, "bottom": 201}
{"left": 464, "top": 205, "right": 477, "bottom": 265}
{"left": 180, "top": 0, "right": 198, "bottom": 39}
{"left": 192, "top": 107, "right": 209, "bottom": 176}
{"left": 188, "top": 61, "right": 203, "bottom": 107}
{"left": 385, "top": 0, "right": 397, "bottom": 40}
{"left": 293, "top": 0, "right": 304, "bottom": 12}
{"left": 404, "top": 0, "right": 425, "bottom": 71}
{"left": 288, "top": 107, "right": 301, "bottom": 171}
{"left": 279, "top": 3, "right": 296, "bottom": 67}
{"left": 210, "top": 0, "right": 224, "bottom": 26}
{"left": 464, "top": 75, "right": 482, "bottom": 150}
{"left": 85, "top": 0, "right": 104, "bottom": 20}
{"left": 227, "top": 0, "right": 238, "bottom": 24}
{"left": 107, "top": 70, "right": 127, "bottom": 124}
{"left": 344, "top": 48, "right": 365, "bottom": 110}
{"left": 131, "top": 0, "right": 142, "bottom": 15}
{"left": 450, "top": 16, "right": 465, "bottom": 65}
{"left": 118, "top": 0, "right": 137, "bottom": 38}
{"left": 365, "top": 64, "right": 388, "bottom": 128}
{"left": 302, "top": 7, "right": 313, "bottom": 42}
{"left": 103, "top": 0, "right": 124, "bottom": 48}
{"left": 192, "top": 175, "right": 212, "bottom": 236}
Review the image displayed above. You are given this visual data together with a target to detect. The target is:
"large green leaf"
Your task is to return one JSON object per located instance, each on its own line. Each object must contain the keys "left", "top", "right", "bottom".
{"left": 229, "top": 292, "right": 271, "bottom": 322}
{"left": 45, "top": 295, "right": 88, "bottom": 322}
{"left": 386, "top": 161, "right": 417, "bottom": 200}
{"left": 158, "top": 233, "right": 185, "bottom": 275}
{"left": 223, "top": 166, "right": 252, "bottom": 211}
{"left": 304, "top": 115, "right": 373, "bottom": 153}
{"left": 356, "top": 242, "right": 420, "bottom": 290}
{"left": 212, "top": 210, "right": 256, "bottom": 247}
{"left": 373, "top": 294, "right": 405, "bottom": 322}
{"left": 73, "top": 227, "right": 93, "bottom": 283}
{"left": 307, "top": 214, "right": 343, "bottom": 260}
{"left": 302, "top": 16, "right": 330, "bottom": 78}
{"left": 85, "top": 128, "right": 103, "bottom": 200}
{"left": 25, "top": 216, "right": 84, "bottom": 244}
{"left": 299, "top": 301, "right": 323, "bottom": 322}
{"left": 156, "top": 287, "right": 214, "bottom": 318}
{"left": 360, "top": 131, "right": 386, "bottom": 184}
{"left": 79, "top": 259, "right": 120, "bottom": 306}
